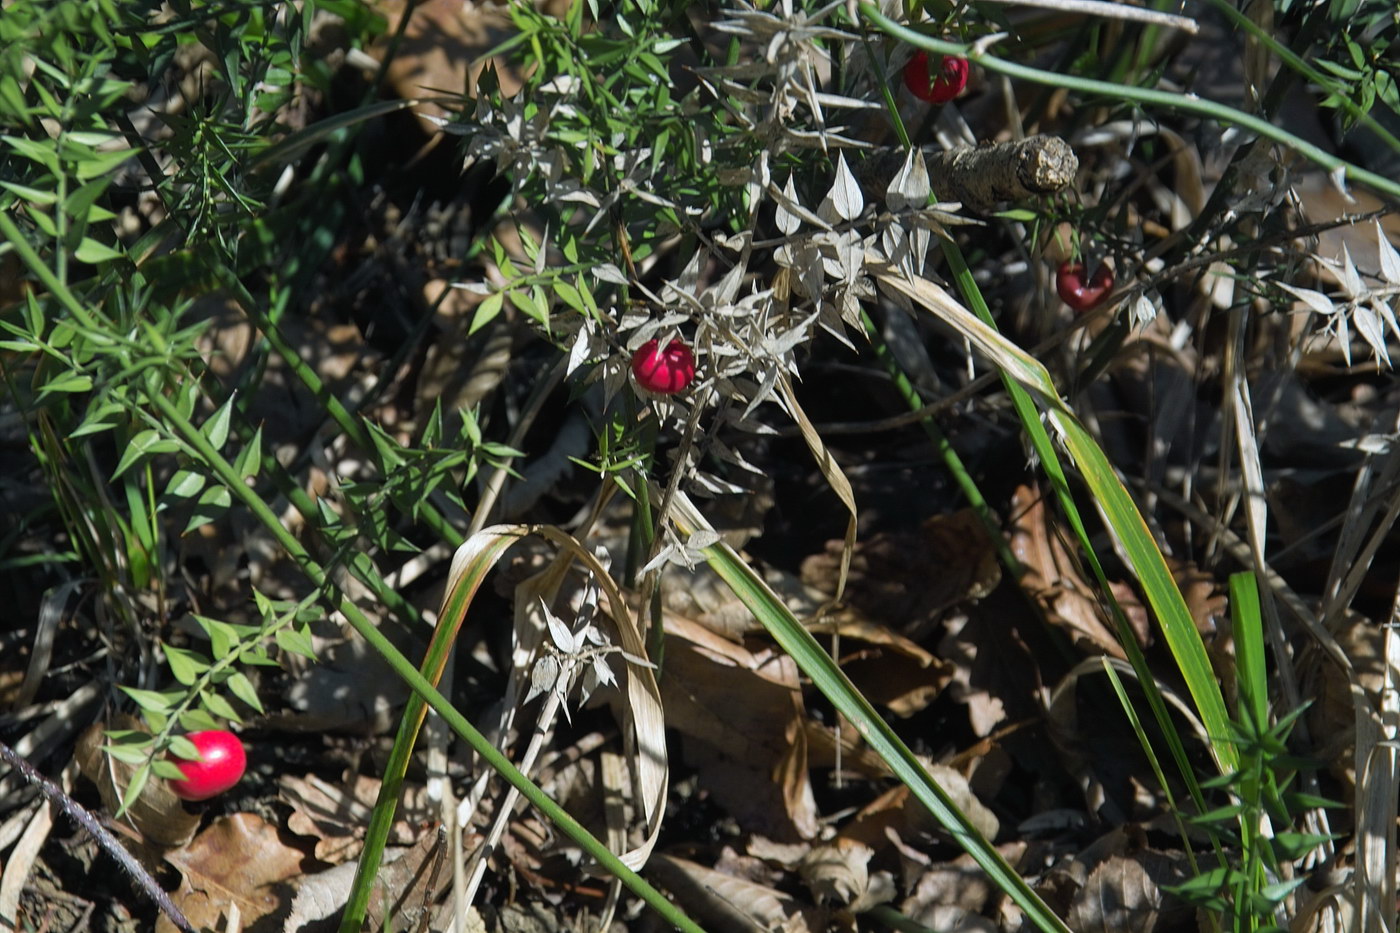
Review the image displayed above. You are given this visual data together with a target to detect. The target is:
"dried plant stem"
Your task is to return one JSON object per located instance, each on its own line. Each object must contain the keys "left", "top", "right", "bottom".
{"left": 975, "top": 0, "right": 1199, "bottom": 33}
{"left": 0, "top": 741, "right": 195, "bottom": 933}
{"left": 856, "top": 136, "right": 1079, "bottom": 212}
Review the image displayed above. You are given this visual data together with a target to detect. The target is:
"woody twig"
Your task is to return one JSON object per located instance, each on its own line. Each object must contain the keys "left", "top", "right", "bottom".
{"left": 858, "top": 134, "right": 1079, "bottom": 212}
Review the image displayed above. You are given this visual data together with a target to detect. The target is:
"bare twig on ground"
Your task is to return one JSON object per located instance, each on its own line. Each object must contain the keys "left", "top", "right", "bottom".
{"left": 0, "top": 740, "right": 196, "bottom": 933}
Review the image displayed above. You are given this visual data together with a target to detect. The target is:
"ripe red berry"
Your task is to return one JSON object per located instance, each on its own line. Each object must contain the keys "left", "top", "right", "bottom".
{"left": 631, "top": 338, "right": 696, "bottom": 395}
{"left": 1056, "top": 261, "right": 1115, "bottom": 312}
{"left": 903, "top": 51, "right": 968, "bottom": 104}
{"left": 169, "top": 730, "right": 246, "bottom": 801}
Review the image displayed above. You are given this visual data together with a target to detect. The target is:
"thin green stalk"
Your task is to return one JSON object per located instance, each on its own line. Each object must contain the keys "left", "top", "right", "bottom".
{"left": 229, "top": 286, "right": 466, "bottom": 549}
{"left": 0, "top": 211, "right": 101, "bottom": 330}
{"left": 865, "top": 2, "right": 1242, "bottom": 797}
{"left": 145, "top": 389, "right": 700, "bottom": 933}
{"left": 859, "top": 309, "right": 1020, "bottom": 574}
{"left": 1102, "top": 660, "right": 1205, "bottom": 880}
{"left": 1205, "top": 0, "right": 1400, "bottom": 157}
{"left": 671, "top": 493, "right": 1071, "bottom": 933}
{"left": 861, "top": 5, "right": 1400, "bottom": 201}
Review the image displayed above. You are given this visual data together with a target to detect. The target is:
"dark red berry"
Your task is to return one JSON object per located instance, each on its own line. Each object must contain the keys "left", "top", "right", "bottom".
{"left": 631, "top": 339, "right": 696, "bottom": 395}
{"left": 903, "top": 51, "right": 968, "bottom": 104}
{"left": 1056, "top": 261, "right": 1115, "bottom": 312}
{"left": 169, "top": 730, "right": 246, "bottom": 801}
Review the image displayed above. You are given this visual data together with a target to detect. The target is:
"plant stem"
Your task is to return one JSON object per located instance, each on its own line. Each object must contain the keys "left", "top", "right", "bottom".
{"left": 860, "top": 4, "right": 1400, "bottom": 201}
{"left": 0, "top": 741, "right": 196, "bottom": 933}
{"left": 142, "top": 389, "right": 701, "bottom": 933}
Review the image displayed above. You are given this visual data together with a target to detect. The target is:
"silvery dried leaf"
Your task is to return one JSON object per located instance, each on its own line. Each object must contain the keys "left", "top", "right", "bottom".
{"left": 545, "top": 603, "right": 579, "bottom": 653}
{"left": 589, "top": 656, "right": 617, "bottom": 691}
{"left": 1378, "top": 297, "right": 1400, "bottom": 342}
{"left": 566, "top": 320, "right": 594, "bottom": 377}
{"left": 527, "top": 655, "right": 561, "bottom": 704}
{"left": 1336, "top": 305, "right": 1353, "bottom": 366}
{"left": 1340, "top": 244, "right": 1364, "bottom": 300}
{"left": 1131, "top": 293, "right": 1159, "bottom": 328}
{"left": 886, "top": 149, "right": 930, "bottom": 213}
{"left": 687, "top": 529, "right": 721, "bottom": 551}
{"left": 1378, "top": 222, "right": 1400, "bottom": 285}
{"left": 776, "top": 174, "right": 802, "bottom": 235}
{"left": 769, "top": 180, "right": 831, "bottom": 231}
{"left": 556, "top": 187, "right": 602, "bottom": 208}
{"left": 595, "top": 263, "right": 629, "bottom": 285}
{"left": 828, "top": 152, "right": 863, "bottom": 222}
{"left": 689, "top": 469, "right": 754, "bottom": 497}
{"left": 1277, "top": 282, "right": 1336, "bottom": 316}
{"left": 1354, "top": 302, "right": 1389, "bottom": 366}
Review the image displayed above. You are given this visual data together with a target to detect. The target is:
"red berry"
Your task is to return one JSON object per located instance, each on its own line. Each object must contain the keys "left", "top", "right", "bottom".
{"left": 169, "top": 730, "right": 246, "bottom": 801}
{"left": 903, "top": 51, "right": 968, "bottom": 104}
{"left": 1056, "top": 261, "right": 1115, "bottom": 312}
{"left": 631, "top": 338, "right": 696, "bottom": 395}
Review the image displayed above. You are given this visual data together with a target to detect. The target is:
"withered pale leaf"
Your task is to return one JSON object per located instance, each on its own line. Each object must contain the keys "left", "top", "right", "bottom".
{"left": 159, "top": 813, "right": 308, "bottom": 933}
{"left": 886, "top": 148, "right": 930, "bottom": 213}
{"left": 828, "top": 152, "right": 864, "bottom": 222}
{"left": 776, "top": 174, "right": 803, "bottom": 235}
{"left": 75, "top": 718, "right": 201, "bottom": 849}
{"left": 1066, "top": 855, "right": 1162, "bottom": 933}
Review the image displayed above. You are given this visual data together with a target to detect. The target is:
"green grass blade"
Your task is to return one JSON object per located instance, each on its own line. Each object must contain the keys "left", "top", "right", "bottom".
{"left": 670, "top": 492, "right": 1072, "bottom": 933}
{"left": 859, "top": 4, "right": 1400, "bottom": 201}
{"left": 869, "top": 260, "right": 1238, "bottom": 776}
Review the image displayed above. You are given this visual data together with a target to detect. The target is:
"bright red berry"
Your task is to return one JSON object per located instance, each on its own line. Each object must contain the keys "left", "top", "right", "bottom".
{"left": 631, "top": 338, "right": 696, "bottom": 395}
{"left": 1056, "top": 261, "right": 1115, "bottom": 312}
{"left": 903, "top": 51, "right": 968, "bottom": 104}
{"left": 169, "top": 730, "right": 246, "bottom": 801}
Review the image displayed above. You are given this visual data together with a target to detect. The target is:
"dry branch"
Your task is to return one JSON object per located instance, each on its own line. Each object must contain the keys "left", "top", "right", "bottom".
{"left": 859, "top": 135, "right": 1079, "bottom": 212}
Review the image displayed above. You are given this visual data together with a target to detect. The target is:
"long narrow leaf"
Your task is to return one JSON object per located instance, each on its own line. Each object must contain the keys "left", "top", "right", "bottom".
{"left": 868, "top": 260, "right": 1238, "bottom": 776}
{"left": 669, "top": 491, "right": 1073, "bottom": 933}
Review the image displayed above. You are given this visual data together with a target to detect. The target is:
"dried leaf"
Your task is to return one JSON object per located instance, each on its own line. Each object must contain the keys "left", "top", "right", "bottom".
{"left": 75, "top": 718, "right": 201, "bottom": 849}
{"left": 828, "top": 152, "right": 864, "bottom": 222}
{"left": 648, "top": 853, "right": 823, "bottom": 933}
{"left": 802, "top": 509, "right": 1001, "bottom": 638}
{"left": 799, "top": 837, "right": 894, "bottom": 911}
{"left": 776, "top": 173, "right": 803, "bottom": 235}
{"left": 885, "top": 148, "right": 930, "bottom": 213}
{"left": 1009, "top": 484, "right": 1145, "bottom": 657}
{"left": 1066, "top": 855, "right": 1163, "bottom": 933}
{"left": 1339, "top": 243, "right": 1364, "bottom": 300}
{"left": 280, "top": 773, "right": 433, "bottom": 864}
{"left": 1377, "top": 221, "right": 1400, "bottom": 285}
{"left": 659, "top": 609, "right": 820, "bottom": 839}
{"left": 158, "top": 813, "right": 309, "bottom": 933}
{"left": 1276, "top": 281, "right": 1337, "bottom": 317}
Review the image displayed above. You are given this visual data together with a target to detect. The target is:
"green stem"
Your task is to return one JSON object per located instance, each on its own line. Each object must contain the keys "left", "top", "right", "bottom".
{"left": 230, "top": 288, "right": 466, "bottom": 549}
{"left": 859, "top": 309, "right": 1020, "bottom": 574}
{"left": 145, "top": 389, "right": 700, "bottom": 933}
{"left": 1204, "top": 0, "right": 1400, "bottom": 157}
{"left": 860, "top": 4, "right": 1400, "bottom": 201}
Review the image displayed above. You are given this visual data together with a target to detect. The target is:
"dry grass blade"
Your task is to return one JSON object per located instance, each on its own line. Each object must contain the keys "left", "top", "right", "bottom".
{"left": 973, "top": 0, "right": 1199, "bottom": 33}
{"left": 779, "top": 374, "right": 856, "bottom": 602}
{"left": 451, "top": 524, "right": 668, "bottom": 871}
{"left": 870, "top": 258, "right": 1237, "bottom": 778}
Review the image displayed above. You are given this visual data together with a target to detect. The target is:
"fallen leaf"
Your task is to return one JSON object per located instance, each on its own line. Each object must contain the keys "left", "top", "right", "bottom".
{"left": 802, "top": 509, "right": 1001, "bottom": 638}
{"left": 647, "top": 853, "right": 824, "bottom": 933}
{"left": 1066, "top": 854, "right": 1162, "bottom": 933}
{"left": 284, "top": 828, "right": 452, "bottom": 933}
{"left": 74, "top": 718, "right": 201, "bottom": 849}
{"left": 799, "top": 837, "right": 895, "bottom": 912}
{"left": 1008, "top": 485, "right": 1135, "bottom": 657}
{"left": 280, "top": 773, "right": 434, "bottom": 863}
{"left": 661, "top": 610, "right": 820, "bottom": 839}
{"left": 159, "top": 813, "right": 310, "bottom": 933}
